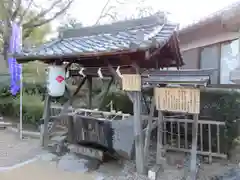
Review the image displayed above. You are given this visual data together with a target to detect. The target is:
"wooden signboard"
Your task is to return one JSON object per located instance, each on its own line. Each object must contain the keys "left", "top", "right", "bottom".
{"left": 122, "top": 74, "right": 141, "bottom": 91}
{"left": 154, "top": 87, "right": 200, "bottom": 114}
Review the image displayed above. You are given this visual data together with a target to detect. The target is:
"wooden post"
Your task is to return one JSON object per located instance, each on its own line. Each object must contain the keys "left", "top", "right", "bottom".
{"left": 208, "top": 124, "right": 212, "bottom": 163}
{"left": 156, "top": 110, "right": 164, "bottom": 164}
{"left": 189, "top": 114, "right": 199, "bottom": 180}
{"left": 133, "top": 91, "right": 145, "bottom": 174}
{"left": 87, "top": 76, "right": 92, "bottom": 109}
{"left": 41, "top": 94, "right": 51, "bottom": 147}
{"left": 144, "top": 98, "right": 155, "bottom": 162}
{"left": 65, "top": 86, "right": 75, "bottom": 143}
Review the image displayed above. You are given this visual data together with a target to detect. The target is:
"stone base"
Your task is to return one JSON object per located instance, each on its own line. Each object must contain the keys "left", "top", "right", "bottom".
{"left": 148, "top": 165, "right": 164, "bottom": 180}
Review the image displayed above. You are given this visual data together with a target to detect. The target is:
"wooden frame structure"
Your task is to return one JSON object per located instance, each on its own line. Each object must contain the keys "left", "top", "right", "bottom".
{"left": 14, "top": 13, "right": 188, "bottom": 175}
{"left": 123, "top": 69, "right": 213, "bottom": 179}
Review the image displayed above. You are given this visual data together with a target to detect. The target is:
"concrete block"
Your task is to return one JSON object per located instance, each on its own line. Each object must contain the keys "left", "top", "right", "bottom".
{"left": 148, "top": 165, "right": 163, "bottom": 180}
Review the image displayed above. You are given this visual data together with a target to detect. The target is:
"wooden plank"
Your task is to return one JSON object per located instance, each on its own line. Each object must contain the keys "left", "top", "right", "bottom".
{"left": 162, "top": 118, "right": 225, "bottom": 125}
{"left": 166, "top": 147, "right": 227, "bottom": 158}
{"left": 189, "top": 114, "right": 199, "bottom": 180}
{"left": 133, "top": 91, "right": 145, "bottom": 174}
{"left": 68, "top": 144, "right": 103, "bottom": 161}
{"left": 122, "top": 74, "right": 141, "bottom": 91}
{"left": 155, "top": 87, "right": 200, "bottom": 114}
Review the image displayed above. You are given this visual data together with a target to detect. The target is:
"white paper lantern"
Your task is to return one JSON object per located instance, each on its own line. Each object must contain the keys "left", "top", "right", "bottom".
{"left": 47, "top": 65, "right": 66, "bottom": 97}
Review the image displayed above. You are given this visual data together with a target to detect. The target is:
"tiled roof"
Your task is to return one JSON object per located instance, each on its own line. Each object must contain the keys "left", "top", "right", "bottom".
{"left": 15, "top": 13, "right": 178, "bottom": 60}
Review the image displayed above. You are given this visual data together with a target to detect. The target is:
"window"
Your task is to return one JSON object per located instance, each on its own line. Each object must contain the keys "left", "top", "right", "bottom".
{"left": 220, "top": 39, "right": 239, "bottom": 84}
{"left": 200, "top": 45, "right": 219, "bottom": 84}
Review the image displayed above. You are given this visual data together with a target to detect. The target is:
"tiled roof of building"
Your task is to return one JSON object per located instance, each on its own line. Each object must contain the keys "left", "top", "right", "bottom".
{"left": 15, "top": 13, "right": 179, "bottom": 61}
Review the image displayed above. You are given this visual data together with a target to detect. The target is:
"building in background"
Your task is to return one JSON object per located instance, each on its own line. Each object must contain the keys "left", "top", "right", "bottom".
{"left": 179, "top": 2, "right": 240, "bottom": 85}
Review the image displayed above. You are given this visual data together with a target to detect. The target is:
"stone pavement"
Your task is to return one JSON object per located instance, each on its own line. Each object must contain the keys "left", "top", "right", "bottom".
{"left": 0, "top": 130, "right": 42, "bottom": 167}
{"left": 0, "top": 159, "right": 101, "bottom": 180}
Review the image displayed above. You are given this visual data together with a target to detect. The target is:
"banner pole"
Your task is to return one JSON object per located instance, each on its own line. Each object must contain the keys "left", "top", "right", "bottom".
{"left": 20, "top": 69, "right": 23, "bottom": 139}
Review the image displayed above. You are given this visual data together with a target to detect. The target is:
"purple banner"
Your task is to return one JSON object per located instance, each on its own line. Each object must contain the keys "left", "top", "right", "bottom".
{"left": 8, "top": 23, "right": 22, "bottom": 95}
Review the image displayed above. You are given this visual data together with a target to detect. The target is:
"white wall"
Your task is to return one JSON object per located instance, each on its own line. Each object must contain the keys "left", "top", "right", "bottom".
{"left": 180, "top": 31, "right": 240, "bottom": 52}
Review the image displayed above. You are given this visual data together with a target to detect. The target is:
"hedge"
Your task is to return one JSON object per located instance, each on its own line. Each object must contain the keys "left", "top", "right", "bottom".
{"left": 100, "top": 88, "right": 240, "bottom": 156}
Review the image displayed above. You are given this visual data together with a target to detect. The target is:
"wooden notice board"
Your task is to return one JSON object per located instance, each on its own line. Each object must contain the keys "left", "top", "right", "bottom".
{"left": 122, "top": 74, "right": 141, "bottom": 91}
{"left": 154, "top": 87, "right": 200, "bottom": 114}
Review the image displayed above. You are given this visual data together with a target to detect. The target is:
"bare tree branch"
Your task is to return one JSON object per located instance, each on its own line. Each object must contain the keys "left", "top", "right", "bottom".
{"left": 22, "top": 0, "right": 65, "bottom": 28}
{"left": 95, "top": 0, "right": 112, "bottom": 25}
{"left": 23, "top": 27, "right": 33, "bottom": 38}
{"left": 19, "top": 0, "right": 34, "bottom": 23}
{"left": 24, "top": 0, "right": 74, "bottom": 29}
{"left": 95, "top": 0, "right": 155, "bottom": 24}
{"left": 11, "top": 0, "right": 22, "bottom": 21}
{"left": 0, "top": 0, "right": 75, "bottom": 60}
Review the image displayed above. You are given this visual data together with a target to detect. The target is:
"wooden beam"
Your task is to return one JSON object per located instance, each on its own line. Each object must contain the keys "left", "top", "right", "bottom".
{"left": 87, "top": 76, "right": 93, "bottom": 109}
{"left": 73, "top": 77, "right": 87, "bottom": 96}
{"left": 133, "top": 91, "right": 145, "bottom": 174}
{"left": 99, "top": 77, "right": 114, "bottom": 110}
{"left": 107, "top": 63, "right": 134, "bottom": 102}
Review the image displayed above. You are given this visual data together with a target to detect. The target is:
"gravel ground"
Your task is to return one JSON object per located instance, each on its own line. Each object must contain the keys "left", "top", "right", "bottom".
{"left": 0, "top": 129, "right": 43, "bottom": 167}
{"left": 0, "top": 129, "right": 237, "bottom": 180}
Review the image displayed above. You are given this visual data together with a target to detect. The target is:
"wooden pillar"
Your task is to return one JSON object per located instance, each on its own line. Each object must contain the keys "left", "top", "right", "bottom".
{"left": 40, "top": 94, "right": 51, "bottom": 147}
{"left": 144, "top": 98, "right": 155, "bottom": 162}
{"left": 156, "top": 110, "right": 164, "bottom": 164}
{"left": 65, "top": 86, "right": 75, "bottom": 143}
{"left": 133, "top": 91, "right": 145, "bottom": 174}
{"left": 87, "top": 76, "right": 92, "bottom": 109}
{"left": 189, "top": 114, "right": 199, "bottom": 180}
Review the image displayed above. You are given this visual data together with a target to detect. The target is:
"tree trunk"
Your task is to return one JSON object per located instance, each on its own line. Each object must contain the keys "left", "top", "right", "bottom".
{"left": 3, "top": 20, "right": 11, "bottom": 68}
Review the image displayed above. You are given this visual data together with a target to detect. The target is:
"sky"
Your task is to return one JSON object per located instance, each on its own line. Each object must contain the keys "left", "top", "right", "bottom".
{"left": 68, "top": 0, "right": 240, "bottom": 26}
{"left": 49, "top": 0, "right": 240, "bottom": 38}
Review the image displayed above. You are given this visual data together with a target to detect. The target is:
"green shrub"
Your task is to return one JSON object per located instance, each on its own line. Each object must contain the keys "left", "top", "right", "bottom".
{"left": 100, "top": 88, "right": 240, "bottom": 156}
{"left": 200, "top": 90, "right": 240, "bottom": 155}
{"left": 12, "top": 93, "right": 44, "bottom": 124}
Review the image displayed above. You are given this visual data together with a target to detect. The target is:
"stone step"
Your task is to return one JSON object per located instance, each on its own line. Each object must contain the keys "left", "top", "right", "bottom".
{"left": 68, "top": 144, "right": 104, "bottom": 161}
{"left": 50, "top": 131, "right": 67, "bottom": 138}
{"left": 0, "top": 121, "right": 12, "bottom": 129}
{"left": 51, "top": 135, "right": 67, "bottom": 143}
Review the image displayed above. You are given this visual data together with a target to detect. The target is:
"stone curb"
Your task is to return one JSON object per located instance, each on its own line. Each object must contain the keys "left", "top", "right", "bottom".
{"left": 6, "top": 127, "right": 40, "bottom": 139}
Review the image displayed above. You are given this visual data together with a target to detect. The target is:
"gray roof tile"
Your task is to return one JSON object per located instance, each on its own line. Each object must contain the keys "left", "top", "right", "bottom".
{"left": 16, "top": 13, "right": 179, "bottom": 60}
